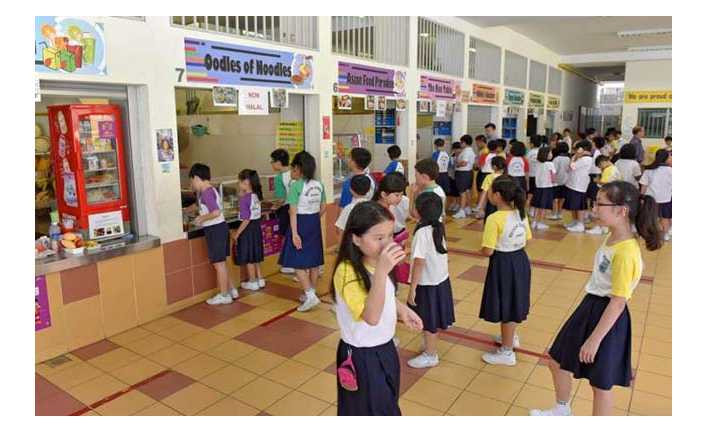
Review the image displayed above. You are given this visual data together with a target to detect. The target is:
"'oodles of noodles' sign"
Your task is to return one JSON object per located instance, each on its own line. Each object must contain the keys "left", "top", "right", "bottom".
{"left": 184, "top": 38, "right": 314, "bottom": 89}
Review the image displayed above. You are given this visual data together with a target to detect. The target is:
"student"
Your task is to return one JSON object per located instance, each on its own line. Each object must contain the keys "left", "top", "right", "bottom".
{"left": 531, "top": 147, "right": 556, "bottom": 231}
{"left": 409, "top": 158, "right": 446, "bottom": 221}
{"left": 562, "top": 128, "right": 573, "bottom": 148}
{"left": 446, "top": 141, "right": 462, "bottom": 212}
{"left": 496, "top": 139, "right": 509, "bottom": 157}
{"left": 452, "top": 135, "right": 476, "bottom": 219}
{"left": 386, "top": 172, "right": 411, "bottom": 245}
{"left": 373, "top": 173, "right": 407, "bottom": 236}
{"left": 233, "top": 169, "right": 265, "bottom": 291}
{"left": 279, "top": 151, "right": 327, "bottom": 312}
{"left": 384, "top": 145, "right": 405, "bottom": 175}
{"left": 431, "top": 138, "right": 451, "bottom": 196}
{"left": 585, "top": 137, "right": 606, "bottom": 218}
{"left": 640, "top": 149, "right": 672, "bottom": 241}
{"left": 485, "top": 122, "right": 499, "bottom": 142}
{"left": 271, "top": 149, "right": 295, "bottom": 275}
{"left": 187, "top": 163, "right": 236, "bottom": 305}
{"left": 614, "top": 144, "right": 642, "bottom": 188}
{"left": 629, "top": 126, "right": 646, "bottom": 165}
{"left": 479, "top": 176, "right": 532, "bottom": 366}
{"left": 332, "top": 201, "right": 423, "bottom": 416}
{"left": 335, "top": 174, "right": 371, "bottom": 233}
{"left": 549, "top": 141, "right": 571, "bottom": 220}
{"left": 530, "top": 181, "right": 662, "bottom": 416}
{"left": 407, "top": 193, "right": 455, "bottom": 369}
{"left": 340, "top": 147, "right": 375, "bottom": 208}
{"left": 586, "top": 156, "right": 623, "bottom": 235}
{"left": 475, "top": 156, "right": 506, "bottom": 221}
{"left": 474, "top": 135, "right": 489, "bottom": 194}
{"left": 527, "top": 135, "right": 542, "bottom": 213}
{"left": 507, "top": 140, "right": 530, "bottom": 195}
{"left": 663, "top": 135, "right": 672, "bottom": 153}
{"left": 564, "top": 140, "right": 594, "bottom": 233}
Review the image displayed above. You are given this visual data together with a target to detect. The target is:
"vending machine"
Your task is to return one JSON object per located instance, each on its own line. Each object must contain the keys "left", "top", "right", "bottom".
{"left": 47, "top": 104, "right": 131, "bottom": 241}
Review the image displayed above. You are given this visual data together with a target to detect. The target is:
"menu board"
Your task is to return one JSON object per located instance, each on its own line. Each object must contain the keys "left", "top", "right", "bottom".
{"left": 276, "top": 122, "right": 304, "bottom": 161}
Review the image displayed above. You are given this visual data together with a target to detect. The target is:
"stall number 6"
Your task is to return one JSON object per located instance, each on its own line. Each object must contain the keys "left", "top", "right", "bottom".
{"left": 175, "top": 68, "right": 185, "bottom": 82}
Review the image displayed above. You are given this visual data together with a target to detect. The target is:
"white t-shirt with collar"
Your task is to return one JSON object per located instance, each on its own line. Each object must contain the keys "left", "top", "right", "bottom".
{"left": 566, "top": 156, "right": 593, "bottom": 193}
{"left": 456, "top": 147, "right": 476, "bottom": 172}
{"left": 535, "top": 161, "right": 556, "bottom": 189}
{"left": 411, "top": 225, "right": 449, "bottom": 286}
{"left": 639, "top": 166, "right": 672, "bottom": 203}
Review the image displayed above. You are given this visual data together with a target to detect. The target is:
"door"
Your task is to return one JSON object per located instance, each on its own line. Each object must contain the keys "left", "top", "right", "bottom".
{"left": 526, "top": 114, "right": 537, "bottom": 137}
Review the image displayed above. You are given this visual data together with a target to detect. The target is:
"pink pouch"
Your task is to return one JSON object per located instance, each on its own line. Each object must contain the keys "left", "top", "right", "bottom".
{"left": 394, "top": 262, "right": 411, "bottom": 285}
{"left": 337, "top": 348, "right": 358, "bottom": 391}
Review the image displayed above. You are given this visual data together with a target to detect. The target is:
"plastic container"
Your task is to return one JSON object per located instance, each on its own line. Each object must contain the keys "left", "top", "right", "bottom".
{"left": 49, "top": 222, "right": 61, "bottom": 251}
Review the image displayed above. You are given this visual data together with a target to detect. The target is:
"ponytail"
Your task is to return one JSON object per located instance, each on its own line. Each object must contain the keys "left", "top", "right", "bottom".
{"left": 601, "top": 181, "right": 663, "bottom": 251}
{"left": 414, "top": 192, "right": 447, "bottom": 254}
{"left": 238, "top": 169, "right": 263, "bottom": 200}
{"left": 490, "top": 175, "right": 526, "bottom": 220}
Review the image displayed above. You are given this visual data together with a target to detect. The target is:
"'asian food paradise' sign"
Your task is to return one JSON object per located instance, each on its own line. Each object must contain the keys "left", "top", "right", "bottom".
{"left": 184, "top": 38, "right": 313, "bottom": 89}
{"left": 337, "top": 61, "right": 406, "bottom": 97}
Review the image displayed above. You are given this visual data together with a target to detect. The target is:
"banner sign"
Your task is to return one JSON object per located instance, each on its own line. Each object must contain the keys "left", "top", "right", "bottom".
{"left": 337, "top": 61, "right": 406, "bottom": 97}
{"left": 547, "top": 95, "right": 560, "bottom": 110}
{"left": 504, "top": 89, "right": 525, "bottom": 106}
{"left": 471, "top": 84, "right": 499, "bottom": 104}
{"left": 624, "top": 90, "right": 672, "bottom": 104}
{"left": 419, "top": 75, "right": 461, "bottom": 101}
{"left": 528, "top": 92, "right": 545, "bottom": 107}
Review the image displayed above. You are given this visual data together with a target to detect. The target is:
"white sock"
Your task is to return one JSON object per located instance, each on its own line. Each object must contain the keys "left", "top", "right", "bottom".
{"left": 305, "top": 288, "right": 316, "bottom": 298}
{"left": 499, "top": 345, "right": 513, "bottom": 353}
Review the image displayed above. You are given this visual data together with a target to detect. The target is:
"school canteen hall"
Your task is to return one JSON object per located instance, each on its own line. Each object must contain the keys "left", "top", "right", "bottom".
{"left": 33, "top": 15, "right": 672, "bottom": 417}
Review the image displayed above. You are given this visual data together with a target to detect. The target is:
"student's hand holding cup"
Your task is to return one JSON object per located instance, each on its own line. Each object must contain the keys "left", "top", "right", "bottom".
{"left": 377, "top": 242, "right": 406, "bottom": 275}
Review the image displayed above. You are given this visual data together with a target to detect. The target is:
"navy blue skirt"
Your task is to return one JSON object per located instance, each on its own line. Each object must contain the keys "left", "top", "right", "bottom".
{"left": 447, "top": 176, "right": 460, "bottom": 197}
{"left": 455, "top": 171, "right": 473, "bottom": 192}
{"left": 553, "top": 185, "right": 567, "bottom": 200}
{"left": 408, "top": 278, "right": 455, "bottom": 334}
{"left": 531, "top": 187, "right": 555, "bottom": 210}
{"left": 278, "top": 213, "right": 324, "bottom": 269}
{"left": 480, "top": 249, "right": 531, "bottom": 323}
{"left": 337, "top": 339, "right": 401, "bottom": 416}
{"left": 437, "top": 173, "right": 451, "bottom": 196}
{"left": 563, "top": 188, "right": 588, "bottom": 211}
{"left": 658, "top": 201, "right": 672, "bottom": 219}
{"left": 235, "top": 219, "right": 264, "bottom": 265}
{"left": 204, "top": 222, "right": 230, "bottom": 263}
{"left": 586, "top": 175, "right": 599, "bottom": 201}
{"left": 511, "top": 176, "right": 528, "bottom": 194}
{"left": 549, "top": 294, "right": 632, "bottom": 390}
{"left": 275, "top": 204, "right": 290, "bottom": 237}
{"left": 529, "top": 177, "right": 537, "bottom": 195}
{"left": 476, "top": 171, "right": 488, "bottom": 193}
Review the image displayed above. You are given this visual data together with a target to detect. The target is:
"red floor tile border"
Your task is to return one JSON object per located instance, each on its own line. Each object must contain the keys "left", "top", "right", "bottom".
{"left": 69, "top": 369, "right": 172, "bottom": 416}
{"left": 70, "top": 339, "right": 121, "bottom": 361}
{"left": 259, "top": 307, "right": 300, "bottom": 327}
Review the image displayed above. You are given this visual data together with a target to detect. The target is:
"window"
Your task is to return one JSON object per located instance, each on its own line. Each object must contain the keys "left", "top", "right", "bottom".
{"left": 171, "top": 16, "right": 318, "bottom": 50}
{"left": 417, "top": 17, "right": 465, "bottom": 77}
{"left": 529, "top": 60, "right": 547, "bottom": 93}
{"left": 331, "top": 17, "right": 408, "bottom": 66}
{"left": 548, "top": 67, "right": 562, "bottom": 95}
{"left": 638, "top": 108, "right": 672, "bottom": 138}
{"left": 504, "top": 50, "right": 528, "bottom": 89}
{"left": 469, "top": 37, "right": 501, "bottom": 84}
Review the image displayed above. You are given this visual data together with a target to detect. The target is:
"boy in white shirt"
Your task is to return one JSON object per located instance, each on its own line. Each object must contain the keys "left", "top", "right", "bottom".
{"left": 335, "top": 175, "right": 371, "bottom": 234}
{"left": 452, "top": 135, "right": 476, "bottom": 219}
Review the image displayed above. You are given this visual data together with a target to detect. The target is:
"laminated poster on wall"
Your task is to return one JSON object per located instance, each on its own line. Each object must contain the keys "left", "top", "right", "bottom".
{"left": 156, "top": 128, "right": 175, "bottom": 162}
{"left": 396, "top": 99, "right": 407, "bottom": 112}
{"left": 238, "top": 87, "right": 269, "bottom": 115}
{"left": 418, "top": 100, "right": 430, "bottom": 113}
{"left": 269, "top": 88, "right": 289, "bottom": 109}
{"left": 365, "top": 95, "right": 376, "bottom": 111}
{"left": 35, "top": 276, "right": 51, "bottom": 331}
{"left": 212, "top": 86, "right": 238, "bottom": 107}
{"left": 436, "top": 101, "right": 447, "bottom": 118}
{"left": 337, "top": 95, "right": 352, "bottom": 110}
{"left": 376, "top": 96, "right": 387, "bottom": 111}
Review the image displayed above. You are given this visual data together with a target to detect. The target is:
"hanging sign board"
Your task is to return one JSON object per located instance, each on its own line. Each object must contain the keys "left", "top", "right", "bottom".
{"left": 471, "top": 84, "right": 499, "bottom": 104}
{"left": 337, "top": 61, "right": 406, "bottom": 97}
{"left": 624, "top": 90, "right": 672, "bottom": 104}
{"left": 528, "top": 92, "right": 545, "bottom": 108}
{"left": 503, "top": 89, "right": 525, "bottom": 106}
{"left": 419, "top": 75, "right": 461, "bottom": 101}
{"left": 547, "top": 95, "right": 560, "bottom": 110}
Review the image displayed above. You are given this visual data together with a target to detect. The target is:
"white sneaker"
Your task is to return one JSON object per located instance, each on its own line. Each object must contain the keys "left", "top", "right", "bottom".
{"left": 586, "top": 226, "right": 604, "bottom": 235}
{"left": 664, "top": 233, "right": 671, "bottom": 241}
{"left": 464, "top": 207, "right": 473, "bottom": 216}
{"left": 229, "top": 287, "right": 239, "bottom": 299}
{"left": 280, "top": 267, "right": 295, "bottom": 274}
{"left": 567, "top": 222, "right": 585, "bottom": 233}
{"left": 241, "top": 281, "right": 260, "bottom": 291}
{"left": 531, "top": 220, "right": 538, "bottom": 229}
{"left": 535, "top": 222, "right": 550, "bottom": 230}
{"left": 547, "top": 213, "right": 562, "bottom": 220}
{"left": 297, "top": 294, "right": 320, "bottom": 312}
{"left": 563, "top": 220, "right": 577, "bottom": 228}
{"left": 493, "top": 334, "right": 520, "bottom": 348}
{"left": 258, "top": 278, "right": 266, "bottom": 288}
{"left": 452, "top": 210, "right": 467, "bottom": 219}
{"left": 529, "top": 404, "right": 572, "bottom": 416}
{"left": 206, "top": 293, "right": 233, "bottom": 305}
{"left": 407, "top": 352, "right": 440, "bottom": 369}
{"left": 482, "top": 348, "right": 516, "bottom": 366}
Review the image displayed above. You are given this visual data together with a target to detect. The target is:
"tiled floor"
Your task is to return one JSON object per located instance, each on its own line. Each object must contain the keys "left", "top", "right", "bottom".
{"left": 35, "top": 214, "right": 672, "bottom": 416}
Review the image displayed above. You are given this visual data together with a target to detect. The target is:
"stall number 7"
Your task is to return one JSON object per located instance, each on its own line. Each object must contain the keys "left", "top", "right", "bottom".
{"left": 175, "top": 68, "right": 185, "bottom": 83}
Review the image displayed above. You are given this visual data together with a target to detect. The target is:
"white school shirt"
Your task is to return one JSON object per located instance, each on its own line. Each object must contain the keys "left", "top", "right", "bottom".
{"left": 639, "top": 166, "right": 672, "bottom": 203}
{"left": 456, "top": 147, "right": 475, "bottom": 172}
{"left": 434, "top": 150, "right": 450, "bottom": 173}
{"left": 615, "top": 159, "right": 642, "bottom": 187}
{"left": 335, "top": 197, "right": 366, "bottom": 231}
{"left": 289, "top": 179, "right": 326, "bottom": 214}
{"left": 585, "top": 236, "right": 643, "bottom": 300}
{"left": 507, "top": 156, "right": 528, "bottom": 178}
{"left": 590, "top": 150, "right": 602, "bottom": 175}
{"left": 535, "top": 161, "right": 556, "bottom": 189}
{"left": 481, "top": 152, "right": 497, "bottom": 174}
{"left": 411, "top": 225, "right": 450, "bottom": 285}
{"left": 553, "top": 155, "right": 571, "bottom": 186}
{"left": 566, "top": 156, "right": 593, "bottom": 193}
{"left": 334, "top": 263, "right": 397, "bottom": 348}
{"left": 481, "top": 210, "right": 532, "bottom": 252}
{"left": 198, "top": 187, "right": 225, "bottom": 227}
{"left": 392, "top": 195, "right": 410, "bottom": 233}
{"left": 527, "top": 148, "right": 540, "bottom": 177}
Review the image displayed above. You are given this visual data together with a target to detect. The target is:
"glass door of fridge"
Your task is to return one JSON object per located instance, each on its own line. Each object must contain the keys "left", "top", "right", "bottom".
{"left": 78, "top": 113, "right": 122, "bottom": 206}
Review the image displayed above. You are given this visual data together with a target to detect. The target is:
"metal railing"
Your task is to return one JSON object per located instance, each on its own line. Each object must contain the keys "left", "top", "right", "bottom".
{"left": 332, "top": 16, "right": 409, "bottom": 66}
{"left": 171, "top": 16, "right": 318, "bottom": 50}
{"left": 417, "top": 17, "right": 464, "bottom": 77}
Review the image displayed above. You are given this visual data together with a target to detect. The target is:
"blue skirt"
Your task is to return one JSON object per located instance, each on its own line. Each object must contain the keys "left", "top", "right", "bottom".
{"left": 549, "top": 294, "right": 632, "bottom": 390}
{"left": 480, "top": 249, "right": 531, "bottom": 323}
{"left": 553, "top": 185, "right": 567, "bottom": 200}
{"left": 337, "top": 339, "right": 401, "bottom": 416}
{"left": 563, "top": 188, "right": 588, "bottom": 211}
{"left": 408, "top": 278, "right": 455, "bottom": 334}
{"left": 531, "top": 187, "right": 555, "bottom": 210}
{"left": 476, "top": 171, "right": 488, "bottom": 193}
{"left": 455, "top": 171, "right": 472, "bottom": 193}
{"left": 204, "top": 222, "right": 230, "bottom": 263}
{"left": 529, "top": 177, "right": 537, "bottom": 195}
{"left": 278, "top": 213, "right": 324, "bottom": 269}
{"left": 235, "top": 219, "right": 264, "bottom": 265}
{"left": 586, "top": 175, "right": 599, "bottom": 201}
{"left": 437, "top": 173, "right": 451, "bottom": 196}
{"left": 658, "top": 201, "right": 672, "bottom": 219}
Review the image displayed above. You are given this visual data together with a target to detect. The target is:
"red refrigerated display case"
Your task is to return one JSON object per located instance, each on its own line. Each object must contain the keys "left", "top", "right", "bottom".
{"left": 47, "top": 104, "right": 131, "bottom": 240}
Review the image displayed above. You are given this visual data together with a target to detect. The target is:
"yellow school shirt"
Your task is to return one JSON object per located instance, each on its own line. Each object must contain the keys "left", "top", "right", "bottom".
{"left": 600, "top": 164, "right": 622, "bottom": 184}
{"left": 481, "top": 172, "right": 502, "bottom": 192}
{"left": 482, "top": 210, "right": 532, "bottom": 252}
{"left": 585, "top": 237, "right": 643, "bottom": 300}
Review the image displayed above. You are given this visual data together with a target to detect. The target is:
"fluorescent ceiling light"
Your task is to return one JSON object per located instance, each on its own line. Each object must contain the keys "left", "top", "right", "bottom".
{"left": 468, "top": 47, "right": 477, "bottom": 52}
{"left": 617, "top": 28, "right": 671, "bottom": 38}
{"left": 627, "top": 45, "right": 672, "bottom": 52}
{"left": 420, "top": 32, "right": 429, "bottom": 38}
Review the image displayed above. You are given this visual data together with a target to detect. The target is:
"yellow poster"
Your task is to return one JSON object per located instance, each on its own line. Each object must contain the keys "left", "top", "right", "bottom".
{"left": 547, "top": 96, "right": 560, "bottom": 110}
{"left": 624, "top": 90, "right": 672, "bottom": 104}
{"left": 276, "top": 122, "right": 304, "bottom": 161}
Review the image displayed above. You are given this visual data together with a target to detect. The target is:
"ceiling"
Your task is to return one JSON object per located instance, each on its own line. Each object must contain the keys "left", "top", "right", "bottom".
{"left": 574, "top": 65, "right": 625, "bottom": 82}
{"left": 459, "top": 16, "right": 671, "bottom": 55}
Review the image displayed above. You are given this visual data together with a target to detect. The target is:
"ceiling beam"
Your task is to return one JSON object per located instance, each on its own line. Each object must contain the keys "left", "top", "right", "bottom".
{"left": 560, "top": 49, "right": 671, "bottom": 66}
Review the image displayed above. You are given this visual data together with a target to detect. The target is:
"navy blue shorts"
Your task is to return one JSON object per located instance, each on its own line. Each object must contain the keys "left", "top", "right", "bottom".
{"left": 455, "top": 171, "right": 473, "bottom": 193}
{"left": 204, "top": 222, "right": 230, "bottom": 263}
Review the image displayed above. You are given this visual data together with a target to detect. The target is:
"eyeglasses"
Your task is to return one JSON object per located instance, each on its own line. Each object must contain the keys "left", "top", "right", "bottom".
{"left": 594, "top": 203, "right": 622, "bottom": 207}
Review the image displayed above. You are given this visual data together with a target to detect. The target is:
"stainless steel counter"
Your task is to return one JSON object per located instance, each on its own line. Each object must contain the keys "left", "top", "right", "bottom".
{"left": 35, "top": 235, "right": 161, "bottom": 276}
